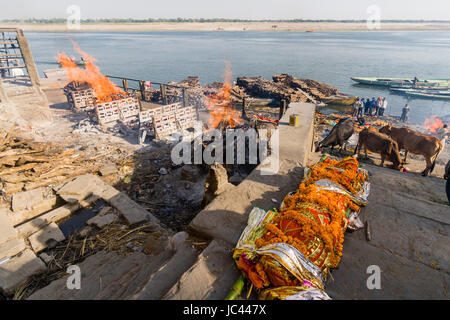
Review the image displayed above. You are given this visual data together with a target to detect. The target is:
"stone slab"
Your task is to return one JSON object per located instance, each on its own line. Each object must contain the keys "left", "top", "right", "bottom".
{"left": 28, "top": 249, "right": 173, "bottom": 300}
{"left": 0, "top": 249, "right": 46, "bottom": 296}
{"left": 163, "top": 239, "right": 241, "bottom": 300}
{"left": 99, "top": 164, "right": 117, "bottom": 176}
{"left": 11, "top": 188, "right": 44, "bottom": 212}
{"left": 28, "top": 222, "right": 65, "bottom": 253}
{"left": 57, "top": 174, "right": 97, "bottom": 203}
{"left": 7, "top": 196, "right": 59, "bottom": 226}
{"left": 87, "top": 213, "right": 117, "bottom": 229}
{"left": 0, "top": 208, "right": 18, "bottom": 245}
{"left": 107, "top": 191, "right": 158, "bottom": 226}
{"left": 134, "top": 242, "right": 199, "bottom": 300}
{"left": 0, "top": 238, "right": 26, "bottom": 260}
{"left": 325, "top": 236, "right": 449, "bottom": 300}
{"left": 16, "top": 194, "right": 99, "bottom": 237}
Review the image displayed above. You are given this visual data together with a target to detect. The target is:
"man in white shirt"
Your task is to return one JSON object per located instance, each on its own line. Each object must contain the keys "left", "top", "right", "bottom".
{"left": 378, "top": 97, "right": 387, "bottom": 116}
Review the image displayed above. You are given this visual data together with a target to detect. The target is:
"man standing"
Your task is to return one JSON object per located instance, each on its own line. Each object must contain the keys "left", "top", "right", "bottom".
{"left": 352, "top": 98, "right": 362, "bottom": 117}
{"left": 378, "top": 97, "right": 387, "bottom": 116}
{"left": 364, "top": 98, "right": 370, "bottom": 114}
{"left": 374, "top": 97, "right": 382, "bottom": 116}
{"left": 369, "top": 97, "right": 376, "bottom": 115}
{"left": 400, "top": 104, "right": 409, "bottom": 122}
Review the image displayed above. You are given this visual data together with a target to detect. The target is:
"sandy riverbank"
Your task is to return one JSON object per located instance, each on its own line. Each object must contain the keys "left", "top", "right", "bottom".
{"left": 2, "top": 22, "right": 450, "bottom": 32}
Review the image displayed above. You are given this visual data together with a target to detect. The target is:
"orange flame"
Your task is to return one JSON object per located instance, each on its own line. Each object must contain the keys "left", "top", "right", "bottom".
{"left": 57, "top": 42, "right": 125, "bottom": 103}
{"left": 205, "top": 62, "right": 242, "bottom": 129}
{"left": 424, "top": 116, "right": 444, "bottom": 133}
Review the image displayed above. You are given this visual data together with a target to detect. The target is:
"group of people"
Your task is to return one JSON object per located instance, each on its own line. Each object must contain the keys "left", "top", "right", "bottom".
{"left": 352, "top": 97, "right": 411, "bottom": 123}
{"left": 352, "top": 97, "right": 388, "bottom": 118}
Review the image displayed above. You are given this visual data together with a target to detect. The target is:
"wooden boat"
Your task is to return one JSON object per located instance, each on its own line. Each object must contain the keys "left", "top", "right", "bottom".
{"left": 390, "top": 88, "right": 450, "bottom": 96}
{"left": 351, "top": 77, "right": 450, "bottom": 88}
{"left": 390, "top": 84, "right": 450, "bottom": 90}
{"left": 322, "top": 94, "right": 358, "bottom": 106}
{"left": 401, "top": 91, "right": 450, "bottom": 100}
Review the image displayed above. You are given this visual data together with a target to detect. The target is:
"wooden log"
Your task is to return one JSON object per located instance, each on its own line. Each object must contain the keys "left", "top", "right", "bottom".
{"left": 0, "top": 163, "right": 38, "bottom": 177}
{"left": 23, "top": 167, "right": 93, "bottom": 191}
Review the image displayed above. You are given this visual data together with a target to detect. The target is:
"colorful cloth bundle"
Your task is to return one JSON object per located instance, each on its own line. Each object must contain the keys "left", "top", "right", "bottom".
{"left": 232, "top": 156, "right": 370, "bottom": 300}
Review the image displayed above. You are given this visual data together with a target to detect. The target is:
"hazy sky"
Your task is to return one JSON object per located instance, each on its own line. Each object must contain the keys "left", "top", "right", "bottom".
{"left": 1, "top": 0, "right": 450, "bottom": 20}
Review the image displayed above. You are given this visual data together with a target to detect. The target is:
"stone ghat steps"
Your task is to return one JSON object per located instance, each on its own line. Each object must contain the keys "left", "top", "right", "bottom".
{"left": 0, "top": 173, "right": 163, "bottom": 297}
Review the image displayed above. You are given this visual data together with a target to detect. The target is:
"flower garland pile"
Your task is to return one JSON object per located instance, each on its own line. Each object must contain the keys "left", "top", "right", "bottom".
{"left": 233, "top": 156, "right": 369, "bottom": 298}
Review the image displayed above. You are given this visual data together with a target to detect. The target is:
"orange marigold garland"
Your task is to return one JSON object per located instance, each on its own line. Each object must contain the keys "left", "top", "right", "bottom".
{"left": 233, "top": 156, "right": 369, "bottom": 298}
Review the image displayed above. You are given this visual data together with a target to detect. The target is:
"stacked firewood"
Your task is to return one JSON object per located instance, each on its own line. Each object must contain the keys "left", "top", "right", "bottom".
{"left": 0, "top": 126, "right": 124, "bottom": 197}
{"left": 236, "top": 76, "right": 311, "bottom": 103}
{"left": 272, "top": 74, "right": 339, "bottom": 100}
{"left": 165, "top": 76, "right": 207, "bottom": 108}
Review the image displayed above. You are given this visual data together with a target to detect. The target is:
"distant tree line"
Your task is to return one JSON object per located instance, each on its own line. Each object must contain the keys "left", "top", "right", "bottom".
{"left": 2, "top": 18, "right": 450, "bottom": 24}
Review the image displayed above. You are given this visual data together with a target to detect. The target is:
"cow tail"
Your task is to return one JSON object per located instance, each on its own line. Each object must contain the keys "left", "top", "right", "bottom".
{"left": 430, "top": 141, "right": 444, "bottom": 174}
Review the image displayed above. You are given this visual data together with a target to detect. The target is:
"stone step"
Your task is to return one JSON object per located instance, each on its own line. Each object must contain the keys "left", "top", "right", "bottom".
{"left": 133, "top": 241, "right": 199, "bottom": 300}
{"left": 27, "top": 249, "right": 174, "bottom": 300}
{"left": 6, "top": 196, "right": 60, "bottom": 226}
{"left": 0, "top": 238, "right": 26, "bottom": 261}
{"left": 0, "top": 208, "right": 19, "bottom": 245}
{"left": 162, "top": 239, "right": 240, "bottom": 300}
{"left": 0, "top": 249, "right": 46, "bottom": 296}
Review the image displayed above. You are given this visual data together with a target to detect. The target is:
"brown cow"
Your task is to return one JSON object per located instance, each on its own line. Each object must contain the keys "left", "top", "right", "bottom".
{"left": 354, "top": 127, "right": 403, "bottom": 170}
{"left": 379, "top": 125, "right": 443, "bottom": 176}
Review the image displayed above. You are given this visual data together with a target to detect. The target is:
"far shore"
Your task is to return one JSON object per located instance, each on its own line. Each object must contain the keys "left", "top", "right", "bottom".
{"left": 2, "top": 21, "right": 450, "bottom": 32}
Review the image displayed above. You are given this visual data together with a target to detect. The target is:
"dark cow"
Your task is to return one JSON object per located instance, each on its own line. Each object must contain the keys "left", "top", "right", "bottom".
{"left": 379, "top": 125, "right": 443, "bottom": 176}
{"left": 316, "top": 118, "right": 355, "bottom": 154}
{"left": 354, "top": 127, "right": 403, "bottom": 170}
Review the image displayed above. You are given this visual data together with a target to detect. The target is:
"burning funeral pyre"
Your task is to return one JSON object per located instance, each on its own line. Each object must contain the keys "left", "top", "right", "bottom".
{"left": 58, "top": 44, "right": 140, "bottom": 128}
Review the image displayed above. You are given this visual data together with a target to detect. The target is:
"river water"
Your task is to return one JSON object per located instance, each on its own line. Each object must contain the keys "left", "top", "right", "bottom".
{"left": 25, "top": 30, "right": 450, "bottom": 125}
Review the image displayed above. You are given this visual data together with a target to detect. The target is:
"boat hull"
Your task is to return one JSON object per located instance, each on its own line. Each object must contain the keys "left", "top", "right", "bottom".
{"left": 351, "top": 77, "right": 450, "bottom": 88}
{"left": 322, "top": 96, "right": 358, "bottom": 106}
